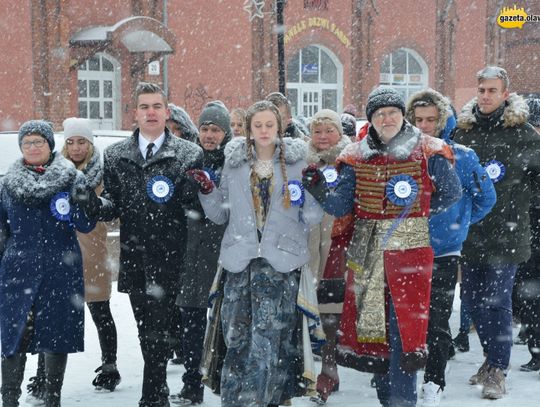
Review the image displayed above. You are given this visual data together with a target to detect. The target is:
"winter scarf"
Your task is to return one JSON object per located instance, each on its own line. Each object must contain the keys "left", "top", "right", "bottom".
{"left": 2, "top": 153, "right": 81, "bottom": 207}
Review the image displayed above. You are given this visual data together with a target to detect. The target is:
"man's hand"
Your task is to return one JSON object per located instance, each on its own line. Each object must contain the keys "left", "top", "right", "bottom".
{"left": 72, "top": 185, "right": 102, "bottom": 217}
{"left": 185, "top": 169, "right": 214, "bottom": 195}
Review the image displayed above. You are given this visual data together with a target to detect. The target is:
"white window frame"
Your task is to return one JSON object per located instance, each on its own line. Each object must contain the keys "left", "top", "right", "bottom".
{"left": 286, "top": 44, "right": 343, "bottom": 119}
{"left": 77, "top": 53, "right": 121, "bottom": 130}
{"left": 379, "top": 48, "right": 428, "bottom": 102}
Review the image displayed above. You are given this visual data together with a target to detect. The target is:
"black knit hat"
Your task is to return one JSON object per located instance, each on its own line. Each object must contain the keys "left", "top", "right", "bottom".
{"left": 18, "top": 120, "right": 55, "bottom": 151}
{"left": 365, "top": 87, "right": 406, "bottom": 122}
{"left": 526, "top": 98, "right": 540, "bottom": 128}
{"left": 199, "top": 100, "right": 232, "bottom": 137}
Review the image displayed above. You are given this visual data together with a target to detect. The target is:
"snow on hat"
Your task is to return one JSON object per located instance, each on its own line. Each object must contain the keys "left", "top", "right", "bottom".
{"left": 199, "top": 100, "right": 232, "bottom": 137}
{"left": 311, "top": 109, "right": 343, "bottom": 135}
{"left": 526, "top": 98, "right": 540, "bottom": 128}
{"left": 341, "top": 113, "right": 356, "bottom": 138}
{"left": 63, "top": 117, "right": 94, "bottom": 144}
{"left": 365, "top": 86, "right": 406, "bottom": 122}
{"left": 18, "top": 120, "right": 55, "bottom": 150}
{"left": 168, "top": 103, "right": 199, "bottom": 142}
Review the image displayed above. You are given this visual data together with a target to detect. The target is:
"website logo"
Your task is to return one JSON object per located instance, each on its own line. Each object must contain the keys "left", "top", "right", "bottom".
{"left": 497, "top": 4, "right": 540, "bottom": 29}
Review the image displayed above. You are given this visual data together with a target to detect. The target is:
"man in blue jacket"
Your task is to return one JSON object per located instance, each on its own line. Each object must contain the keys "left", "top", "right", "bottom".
{"left": 406, "top": 88, "right": 496, "bottom": 406}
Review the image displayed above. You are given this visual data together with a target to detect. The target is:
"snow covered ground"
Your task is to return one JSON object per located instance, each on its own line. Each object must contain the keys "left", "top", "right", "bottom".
{"left": 11, "top": 283, "right": 540, "bottom": 406}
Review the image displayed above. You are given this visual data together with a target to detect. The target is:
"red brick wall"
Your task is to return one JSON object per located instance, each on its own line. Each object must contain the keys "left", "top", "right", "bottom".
{"left": 166, "top": 1, "right": 253, "bottom": 122}
{"left": 0, "top": 2, "right": 34, "bottom": 130}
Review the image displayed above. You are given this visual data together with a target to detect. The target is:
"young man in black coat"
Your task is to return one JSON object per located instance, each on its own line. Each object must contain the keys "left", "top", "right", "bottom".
{"left": 77, "top": 82, "right": 204, "bottom": 407}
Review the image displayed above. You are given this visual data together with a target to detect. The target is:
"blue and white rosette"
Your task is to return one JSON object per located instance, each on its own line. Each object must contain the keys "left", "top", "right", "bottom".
{"left": 285, "top": 180, "right": 305, "bottom": 207}
{"left": 382, "top": 175, "right": 419, "bottom": 248}
{"left": 484, "top": 160, "right": 505, "bottom": 183}
{"left": 147, "top": 175, "right": 175, "bottom": 203}
{"left": 202, "top": 167, "right": 218, "bottom": 183}
{"left": 322, "top": 166, "right": 339, "bottom": 188}
{"left": 50, "top": 192, "right": 71, "bottom": 221}
{"left": 385, "top": 174, "right": 418, "bottom": 207}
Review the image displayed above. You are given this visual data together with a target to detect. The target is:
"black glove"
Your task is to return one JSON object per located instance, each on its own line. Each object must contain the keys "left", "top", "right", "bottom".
{"left": 302, "top": 164, "right": 329, "bottom": 205}
{"left": 175, "top": 174, "right": 200, "bottom": 206}
{"left": 72, "top": 184, "right": 102, "bottom": 217}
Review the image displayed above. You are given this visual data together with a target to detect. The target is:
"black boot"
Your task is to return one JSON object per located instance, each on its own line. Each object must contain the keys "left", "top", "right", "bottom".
{"left": 520, "top": 357, "right": 540, "bottom": 372}
{"left": 44, "top": 353, "right": 67, "bottom": 407}
{"left": 1, "top": 353, "right": 27, "bottom": 407}
{"left": 452, "top": 330, "right": 470, "bottom": 352}
{"left": 92, "top": 363, "right": 121, "bottom": 391}
{"left": 27, "top": 352, "right": 46, "bottom": 403}
{"left": 169, "top": 384, "right": 203, "bottom": 405}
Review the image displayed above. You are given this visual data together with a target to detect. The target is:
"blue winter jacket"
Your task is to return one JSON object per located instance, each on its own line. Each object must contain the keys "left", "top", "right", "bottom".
{"left": 429, "top": 115, "right": 497, "bottom": 256}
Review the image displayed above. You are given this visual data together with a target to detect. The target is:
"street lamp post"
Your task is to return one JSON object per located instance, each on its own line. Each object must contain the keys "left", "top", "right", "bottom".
{"left": 276, "top": 0, "right": 286, "bottom": 94}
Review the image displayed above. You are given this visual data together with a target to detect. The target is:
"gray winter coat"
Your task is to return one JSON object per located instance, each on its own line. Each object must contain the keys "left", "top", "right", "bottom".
{"left": 199, "top": 137, "right": 324, "bottom": 273}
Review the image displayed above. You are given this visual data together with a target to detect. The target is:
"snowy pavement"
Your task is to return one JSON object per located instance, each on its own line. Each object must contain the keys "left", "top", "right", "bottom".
{"left": 13, "top": 283, "right": 540, "bottom": 406}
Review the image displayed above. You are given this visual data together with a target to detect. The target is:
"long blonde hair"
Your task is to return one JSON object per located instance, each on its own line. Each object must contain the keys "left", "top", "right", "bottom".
{"left": 245, "top": 101, "right": 291, "bottom": 208}
{"left": 61, "top": 142, "right": 95, "bottom": 171}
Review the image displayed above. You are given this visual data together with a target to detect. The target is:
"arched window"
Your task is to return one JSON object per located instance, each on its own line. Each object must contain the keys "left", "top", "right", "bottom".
{"left": 77, "top": 53, "right": 121, "bottom": 129}
{"left": 286, "top": 45, "right": 342, "bottom": 118}
{"left": 380, "top": 48, "right": 428, "bottom": 101}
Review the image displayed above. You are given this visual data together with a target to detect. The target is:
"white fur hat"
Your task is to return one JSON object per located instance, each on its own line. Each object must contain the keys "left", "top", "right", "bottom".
{"left": 63, "top": 117, "right": 94, "bottom": 143}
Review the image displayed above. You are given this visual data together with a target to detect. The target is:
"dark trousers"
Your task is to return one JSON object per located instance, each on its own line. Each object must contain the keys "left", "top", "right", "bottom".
{"left": 514, "top": 259, "right": 540, "bottom": 359}
{"left": 462, "top": 262, "right": 517, "bottom": 370}
{"left": 87, "top": 300, "right": 118, "bottom": 365}
{"left": 129, "top": 293, "right": 176, "bottom": 404}
{"left": 178, "top": 307, "right": 207, "bottom": 389}
{"left": 424, "top": 256, "right": 459, "bottom": 388}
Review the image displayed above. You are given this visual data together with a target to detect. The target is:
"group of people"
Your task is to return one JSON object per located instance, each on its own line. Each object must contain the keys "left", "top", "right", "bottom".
{"left": 0, "top": 65, "right": 539, "bottom": 407}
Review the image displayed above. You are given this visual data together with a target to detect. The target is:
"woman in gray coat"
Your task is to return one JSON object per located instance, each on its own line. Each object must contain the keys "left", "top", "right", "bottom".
{"left": 188, "top": 100, "right": 323, "bottom": 407}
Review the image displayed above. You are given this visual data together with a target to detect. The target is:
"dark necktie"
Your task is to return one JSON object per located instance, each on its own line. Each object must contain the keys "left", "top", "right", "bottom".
{"left": 146, "top": 143, "right": 155, "bottom": 161}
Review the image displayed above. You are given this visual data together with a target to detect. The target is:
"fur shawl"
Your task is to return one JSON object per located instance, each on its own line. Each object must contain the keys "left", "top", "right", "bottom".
{"left": 2, "top": 153, "right": 84, "bottom": 207}
{"left": 457, "top": 93, "right": 529, "bottom": 130}
{"left": 306, "top": 135, "right": 351, "bottom": 166}
{"left": 338, "top": 122, "right": 453, "bottom": 166}
{"left": 81, "top": 147, "right": 103, "bottom": 189}
{"left": 224, "top": 136, "right": 307, "bottom": 168}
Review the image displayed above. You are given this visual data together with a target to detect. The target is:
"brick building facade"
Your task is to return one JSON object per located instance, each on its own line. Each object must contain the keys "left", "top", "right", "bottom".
{"left": 0, "top": 0, "right": 538, "bottom": 131}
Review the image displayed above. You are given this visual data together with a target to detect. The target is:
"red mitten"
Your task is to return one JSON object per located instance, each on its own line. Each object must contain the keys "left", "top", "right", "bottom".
{"left": 186, "top": 169, "right": 214, "bottom": 195}
{"left": 302, "top": 163, "right": 322, "bottom": 187}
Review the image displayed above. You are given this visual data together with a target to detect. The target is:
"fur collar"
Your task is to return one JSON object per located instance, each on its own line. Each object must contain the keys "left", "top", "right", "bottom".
{"left": 457, "top": 93, "right": 529, "bottom": 130}
{"left": 405, "top": 88, "right": 451, "bottom": 136}
{"left": 2, "top": 153, "right": 83, "bottom": 206}
{"left": 81, "top": 147, "right": 103, "bottom": 189}
{"left": 306, "top": 135, "right": 351, "bottom": 166}
{"left": 359, "top": 122, "right": 421, "bottom": 160}
{"left": 224, "top": 137, "right": 307, "bottom": 168}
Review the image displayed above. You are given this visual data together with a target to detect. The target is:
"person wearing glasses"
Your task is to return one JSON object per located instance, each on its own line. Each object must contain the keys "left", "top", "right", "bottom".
{"left": 0, "top": 120, "right": 95, "bottom": 407}
{"left": 302, "top": 87, "right": 461, "bottom": 407}
{"left": 26, "top": 118, "right": 122, "bottom": 402}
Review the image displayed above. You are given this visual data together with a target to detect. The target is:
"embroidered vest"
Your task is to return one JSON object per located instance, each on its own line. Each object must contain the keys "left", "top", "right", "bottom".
{"left": 353, "top": 143, "right": 433, "bottom": 220}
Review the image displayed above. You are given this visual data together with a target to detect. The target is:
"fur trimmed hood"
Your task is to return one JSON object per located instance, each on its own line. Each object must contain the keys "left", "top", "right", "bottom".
{"left": 224, "top": 136, "right": 307, "bottom": 168}
{"left": 306, "top": 135, "right": 351, "bottom": 166}
{"left": 80, "top": 147, "right": 103, "bottom": 189}
{"left": 1, "top": 153, "right": 85, "bottom": 207}
{"left": 405, "top": 88, "right": 452, "bottom": 136}
{"left": 457, "top": 93, "right": 529, "bottom": 130}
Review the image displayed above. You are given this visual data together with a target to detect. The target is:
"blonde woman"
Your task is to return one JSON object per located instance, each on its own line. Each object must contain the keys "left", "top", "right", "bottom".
{"left": 187, "top": 100, "right": 323, "bottom": 407}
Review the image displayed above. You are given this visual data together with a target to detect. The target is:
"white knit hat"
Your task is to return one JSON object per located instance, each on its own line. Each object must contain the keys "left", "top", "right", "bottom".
{"left": 63, "top": 117, "right": 94, "bottom": 143}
